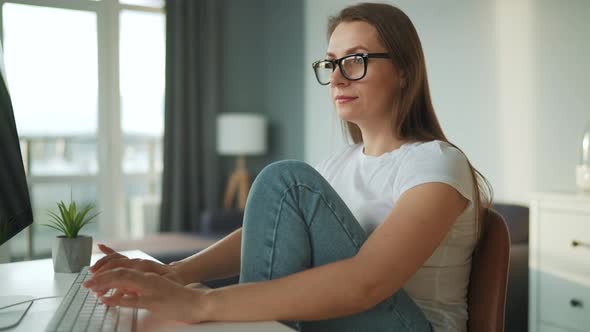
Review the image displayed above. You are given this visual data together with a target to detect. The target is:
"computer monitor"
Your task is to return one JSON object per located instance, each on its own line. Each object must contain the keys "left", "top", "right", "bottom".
{"left": 0, "top": 46, "right": 33, "bottom": 249}
{"left": 0, "top": 44, "right": 36, "bottom": 329}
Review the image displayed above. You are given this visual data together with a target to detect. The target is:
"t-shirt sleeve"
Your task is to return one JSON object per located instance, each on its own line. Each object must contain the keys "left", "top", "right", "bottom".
{"left": 393, "top": 141, "right": 474, "bottom": 203}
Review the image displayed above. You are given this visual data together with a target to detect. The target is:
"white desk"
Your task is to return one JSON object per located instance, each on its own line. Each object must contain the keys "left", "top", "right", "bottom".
{"left": 0, "top": 250, "right": 295, "bottom": 332}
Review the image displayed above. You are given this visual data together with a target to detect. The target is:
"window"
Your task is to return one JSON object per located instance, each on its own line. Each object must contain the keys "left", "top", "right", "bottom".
{"left": 120, "top": 9, "right": 165, "bottom": 241}
{"left": 120, "top": 0, "right": 164, "bottom": 8}
{"left": 1, "top": 0, "right": 165, "bottom": 260}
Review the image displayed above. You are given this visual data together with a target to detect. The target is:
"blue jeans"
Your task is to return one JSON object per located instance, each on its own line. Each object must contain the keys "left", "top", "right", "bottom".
{"left": 239, "top": 160, "right": 432, "bottom": 332}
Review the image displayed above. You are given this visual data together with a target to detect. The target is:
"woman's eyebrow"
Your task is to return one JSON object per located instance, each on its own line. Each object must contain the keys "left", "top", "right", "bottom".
{"left": 326, "top": 46, "right": 369, "bottom": 57}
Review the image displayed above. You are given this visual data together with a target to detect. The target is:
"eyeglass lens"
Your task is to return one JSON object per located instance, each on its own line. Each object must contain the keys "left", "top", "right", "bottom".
{"left": 315, "top": 55, "right": 365, "bottom": 84}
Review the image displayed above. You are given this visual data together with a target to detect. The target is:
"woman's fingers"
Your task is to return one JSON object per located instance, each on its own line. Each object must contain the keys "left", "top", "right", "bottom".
{"left": 90, "top": 253, "right": 126, "bottom": 273}
{"left": 93, "top": 258, "right": 137, "bottom": 274}
{"left": 85, "top": 269, "right": 207, "bottom": 323}
{"left": 109, "top": 289, "right": 126, "bottom": 301}
{"left": 84, "top": 269, "right": 154, "bottom": 294}
{"left": 90, "top": 245, "right": 125, "bottom": 273}
{"left": 94, "top": 258, "right": 169, "bottom": 276}
{"left": 101, "top": 293, "right": 156, "bottom": 310}
{"left": 97, "top": 243, "right": 116, "bottom": 255}
{"left": 96, "top": 288, "right": 138, "bottom": 300}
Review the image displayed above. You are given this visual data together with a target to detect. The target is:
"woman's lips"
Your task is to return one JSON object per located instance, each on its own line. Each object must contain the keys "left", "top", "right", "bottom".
{"left": 335, "top": 96, "right": 358, "bottom": 104}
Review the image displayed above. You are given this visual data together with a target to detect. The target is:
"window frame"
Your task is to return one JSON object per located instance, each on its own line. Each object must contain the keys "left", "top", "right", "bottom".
{"left": 0, "top": 0, "right": 165, "bottom": 258}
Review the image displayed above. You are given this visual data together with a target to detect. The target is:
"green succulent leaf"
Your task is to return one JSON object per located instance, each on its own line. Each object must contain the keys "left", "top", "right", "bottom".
{"left": 42, "top": 196, "right": 100, "bottom": 239}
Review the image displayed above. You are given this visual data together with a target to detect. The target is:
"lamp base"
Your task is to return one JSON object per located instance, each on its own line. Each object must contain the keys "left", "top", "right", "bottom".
{"left": 576, "top": 165, "right": 590, "bottom": 192}
{"left": 223, "top": 156, "right": 251, "bottom": 210}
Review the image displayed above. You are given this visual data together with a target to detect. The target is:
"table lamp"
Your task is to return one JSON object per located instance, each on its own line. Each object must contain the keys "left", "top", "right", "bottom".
{"left": 217, "top": 113, "right": 267, "bottom": 210}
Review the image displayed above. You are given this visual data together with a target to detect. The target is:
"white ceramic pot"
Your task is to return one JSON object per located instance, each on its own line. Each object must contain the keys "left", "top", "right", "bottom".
{"left": 52, "top": 235, "right": 93, "bottom": 273}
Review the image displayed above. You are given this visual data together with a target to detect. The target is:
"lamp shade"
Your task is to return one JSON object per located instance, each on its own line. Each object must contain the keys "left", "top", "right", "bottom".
{"left": 217, "top": 113, "right": 267, "bottom": 155}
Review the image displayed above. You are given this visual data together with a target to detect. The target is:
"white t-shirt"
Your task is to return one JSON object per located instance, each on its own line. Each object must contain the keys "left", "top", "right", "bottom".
{"left": 314, "top": 140, "right": 477, "bottom": 332}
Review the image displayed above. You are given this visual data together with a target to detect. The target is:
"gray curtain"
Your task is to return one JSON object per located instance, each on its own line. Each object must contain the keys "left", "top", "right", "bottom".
{"left": 160, "top": 0, "right": 222, "bottom": 232}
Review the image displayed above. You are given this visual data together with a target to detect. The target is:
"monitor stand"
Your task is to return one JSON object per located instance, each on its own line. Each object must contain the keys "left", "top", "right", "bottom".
{"left": 0, "top": 295, "right": 34, "bottom": 329}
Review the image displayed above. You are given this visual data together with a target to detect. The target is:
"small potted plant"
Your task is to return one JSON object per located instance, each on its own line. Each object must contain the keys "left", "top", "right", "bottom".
{"left": 44, "top": 197, "right": 99, "bottom": 273}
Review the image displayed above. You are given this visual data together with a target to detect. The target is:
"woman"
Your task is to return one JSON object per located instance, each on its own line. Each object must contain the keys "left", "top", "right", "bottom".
{"left": 84, "top": 3, "right": 492, "bottom": 331}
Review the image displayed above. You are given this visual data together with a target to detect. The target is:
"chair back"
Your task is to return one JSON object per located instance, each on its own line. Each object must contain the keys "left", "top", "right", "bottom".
{"left": 467, "top": 208, "right": 510, "bottom": 332}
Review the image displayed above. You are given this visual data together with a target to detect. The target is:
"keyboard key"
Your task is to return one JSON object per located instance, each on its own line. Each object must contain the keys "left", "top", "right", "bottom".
{"left": 56, "top": 288, "right": 89, "bottom": 331}
{"left": 101, "top": 306, "right": 119, "bottom": 332}
{"left": 71, "top": 294, "right": 98, "bottom": 331}
{"left": 86, "top": 303, "right": 108, "bottom": 332}
{"left": 117, "top": 307, "right": 136, "bottom": 332}
{"left": 74, "top": 266, "right": 90, "bottom": 283}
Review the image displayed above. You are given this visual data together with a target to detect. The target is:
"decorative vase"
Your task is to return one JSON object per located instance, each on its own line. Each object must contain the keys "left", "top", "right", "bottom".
{"left": 52, "top": 235, "right": 93, "bottom": 273}
{"left": 576, "top": 122, "right": 590, "bottom": 192}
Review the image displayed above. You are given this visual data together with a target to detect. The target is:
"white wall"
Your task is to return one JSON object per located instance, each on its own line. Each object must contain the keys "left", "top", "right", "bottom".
{"left": 304, "top": 0, "right": 590, "bottom": 205}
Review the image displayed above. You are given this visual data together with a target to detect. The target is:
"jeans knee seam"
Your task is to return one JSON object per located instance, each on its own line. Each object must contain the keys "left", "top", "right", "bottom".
{"left": 292, "top": 183, "right": 362, "bottom": 251}
{"left": 267, "top": 184, "right": 302, "bottom": 280}
{"left": 267, "top": 184, "right": 363, "bottom": 280}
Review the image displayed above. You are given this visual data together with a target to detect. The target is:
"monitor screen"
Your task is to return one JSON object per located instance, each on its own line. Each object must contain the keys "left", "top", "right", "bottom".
{"left": 0, "top": 55, "right": 33, "bottom": 246}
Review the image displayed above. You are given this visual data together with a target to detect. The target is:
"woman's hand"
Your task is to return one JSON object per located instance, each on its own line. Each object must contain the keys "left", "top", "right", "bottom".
{"left": 90, "top": 244, "right": 187, "bottom": 299}
{"left": 90, "top": 244, "right": 184, "bottom": 283}
{"left": 83, "top": 268, "right": 211, "bottom": 324}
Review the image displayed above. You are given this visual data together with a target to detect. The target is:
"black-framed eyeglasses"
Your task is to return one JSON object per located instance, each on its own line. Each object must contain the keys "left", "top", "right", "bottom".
{"left": 312, "top": 53, "right": 390, "bottom": 85}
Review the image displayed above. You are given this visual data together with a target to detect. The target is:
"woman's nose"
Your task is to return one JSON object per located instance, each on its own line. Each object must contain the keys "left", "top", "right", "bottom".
{"left": 330, "top": 65, "right": 349, "bottom": 87}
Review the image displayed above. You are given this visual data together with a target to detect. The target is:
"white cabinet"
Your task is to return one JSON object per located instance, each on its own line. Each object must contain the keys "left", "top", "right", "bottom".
{"left": 530, "top": 193, "right": 590, "bottom": 332}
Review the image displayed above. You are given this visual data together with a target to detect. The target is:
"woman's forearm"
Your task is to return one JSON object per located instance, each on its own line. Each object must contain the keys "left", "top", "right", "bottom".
{"left": 201, "top": 257, "right": 372, "bottom": 322}
{"left": 172, "top": 228, "right": 242, "bottom": 285}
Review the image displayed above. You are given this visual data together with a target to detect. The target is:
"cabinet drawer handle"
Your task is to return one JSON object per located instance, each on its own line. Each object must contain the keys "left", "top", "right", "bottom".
{"left": 571, "top": 240, "right": 590, "bottom": 249}
{"left": 570, "top": 299, "right": 584, "bottom": 308}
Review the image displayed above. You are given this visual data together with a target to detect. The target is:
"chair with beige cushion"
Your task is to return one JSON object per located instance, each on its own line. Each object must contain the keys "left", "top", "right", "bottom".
{"left": 467, "top": 208, "right": 511, "bottom": 332}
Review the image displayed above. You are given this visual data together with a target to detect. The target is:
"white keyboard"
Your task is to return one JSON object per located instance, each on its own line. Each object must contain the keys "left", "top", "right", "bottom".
{"left": 46, "top": 266, "right": 136, "bottom": 332}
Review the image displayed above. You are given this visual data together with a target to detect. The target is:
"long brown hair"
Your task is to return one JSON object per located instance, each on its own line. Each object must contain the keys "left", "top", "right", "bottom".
{"left": 327, "top": 3, "right": 493, "bottom": 237}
